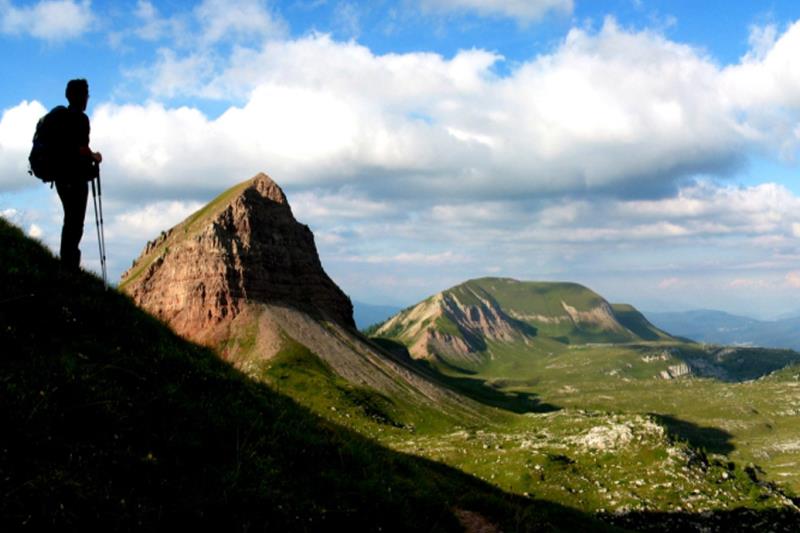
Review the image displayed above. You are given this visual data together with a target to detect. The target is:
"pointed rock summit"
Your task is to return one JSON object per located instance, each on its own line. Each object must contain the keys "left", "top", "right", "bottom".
{"left": 120, "top": 173, "right": 354, "bottom": 344}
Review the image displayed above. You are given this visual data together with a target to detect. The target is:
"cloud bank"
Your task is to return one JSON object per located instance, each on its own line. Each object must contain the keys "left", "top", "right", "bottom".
{"left": 95, "top": 18, "right": 799, "bottom": 207}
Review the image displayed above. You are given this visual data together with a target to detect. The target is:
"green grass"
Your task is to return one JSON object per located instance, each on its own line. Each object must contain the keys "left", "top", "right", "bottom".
{"left": 434, "top": 314, "right": 463, "bottom": 338}
{"left": 457, "top": 278, "right": 607, "bottom": 316}
{"left": 386, "top": 410, "right": 788, "bottom": 515}
{"left": 369, "top": 286, "right": 800, "bottom": 528}
{"left": 610, "top": 304, "right": 671, "bottom": 341}
{"left": 0, "top": 218, "right": 618, "bottom": 532}
{"left": 261, "top": 337, "right": 407, "bottom": 430}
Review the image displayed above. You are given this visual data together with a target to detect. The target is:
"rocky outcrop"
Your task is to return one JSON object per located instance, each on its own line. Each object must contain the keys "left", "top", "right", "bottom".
{"left": 561, "top": 301, "right": 627, "bottom": 333}
{"left": 660, "top": 363, "right": 691, "bottom": 380}
{"left": 441, "top": 291, "right": 522, "bottom": 343}
{"left": 120, "top": 173, "right": 354, "bottom": 344}
{"left": 376, "top": 286, "right": 535, "bottom": 362}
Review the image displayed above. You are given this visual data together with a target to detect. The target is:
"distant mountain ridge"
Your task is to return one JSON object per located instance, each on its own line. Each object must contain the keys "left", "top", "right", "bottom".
{"left": 375, "top": 277, "right": 672, "bottom": 366}
{"left": 645, "top": 309, "right": 800, "bottom": 351}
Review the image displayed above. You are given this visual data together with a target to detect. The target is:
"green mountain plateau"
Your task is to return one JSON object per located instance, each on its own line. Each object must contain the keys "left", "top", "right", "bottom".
{"left": 5, "top": 173, "right": 800, "bottom": 531}
{"left": 373, "top": 278, "right": 673, "bottom": 369}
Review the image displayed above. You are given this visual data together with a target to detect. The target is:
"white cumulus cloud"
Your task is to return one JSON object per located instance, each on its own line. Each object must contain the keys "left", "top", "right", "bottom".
{"left": 0, "top": 0, "right": 94, "bottom": 41}
{"left": 349, "top": 251, "right": 470, "bottom": 266}
{"left": 194, "top": 0, "right": 286, "bottom": 46}
{"left": 0, "top": 100, "right": 47, "bottom": 190}
{"left": 108, "top": 200, "right": 204, "bottom": 242}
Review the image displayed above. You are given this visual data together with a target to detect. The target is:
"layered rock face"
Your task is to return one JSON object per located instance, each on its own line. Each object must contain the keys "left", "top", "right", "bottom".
{"left": 120, "top": 173, "right": 354, "bottom": 343}
{"left": 378, "top": 290, "right": 532, "bottom": 362}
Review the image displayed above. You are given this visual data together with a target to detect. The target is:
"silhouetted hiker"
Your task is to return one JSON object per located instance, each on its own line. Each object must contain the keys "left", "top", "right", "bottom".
{"left": 51, "top": 79, "right": 102, "bottom": 272}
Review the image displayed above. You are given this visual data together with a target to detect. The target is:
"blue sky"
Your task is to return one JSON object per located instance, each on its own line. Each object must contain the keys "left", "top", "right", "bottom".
{"left": 3, "top": 0, "right": 800, "bottom": 319}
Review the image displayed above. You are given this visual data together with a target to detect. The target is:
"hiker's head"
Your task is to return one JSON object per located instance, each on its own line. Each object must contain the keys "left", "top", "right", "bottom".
{"left": 65, "top": 79, "right": 89, "bottom": 110}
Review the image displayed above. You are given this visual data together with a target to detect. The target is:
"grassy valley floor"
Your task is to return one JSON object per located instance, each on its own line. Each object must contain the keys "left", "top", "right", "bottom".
{"left": 474, "top": 341, "right": 800, "bottom": 493}
{"left": 265, "top": 336, "right": 800, "bottom": 531}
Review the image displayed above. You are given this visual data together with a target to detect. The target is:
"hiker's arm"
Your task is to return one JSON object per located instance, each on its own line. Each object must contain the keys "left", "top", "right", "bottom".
{"left": 79, "top": 145, "right": 102, "bottom": 163}
{"left": 78, "top": 113, "right": 101, "bottom": 163}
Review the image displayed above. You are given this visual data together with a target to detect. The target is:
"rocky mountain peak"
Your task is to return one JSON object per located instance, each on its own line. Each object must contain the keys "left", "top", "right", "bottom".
{"left": 248, "top": 172, "right": 289, "bottom": 205}
{"left": 120, "top": 172, "right": 354, "bottom": 344}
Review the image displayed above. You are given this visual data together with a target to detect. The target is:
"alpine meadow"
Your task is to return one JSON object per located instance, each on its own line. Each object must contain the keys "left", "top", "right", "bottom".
{"left": 5, "top": 1, "right": 800, "bottom": 532}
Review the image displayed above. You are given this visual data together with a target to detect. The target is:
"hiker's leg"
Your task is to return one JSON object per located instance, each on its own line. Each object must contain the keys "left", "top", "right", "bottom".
{"left": 56, "top": 180, "right": 89, "bottom": 271}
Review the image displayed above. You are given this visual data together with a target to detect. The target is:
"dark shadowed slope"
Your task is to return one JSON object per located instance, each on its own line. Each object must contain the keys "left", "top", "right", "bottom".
{"left": 0, "top": 219, "right": 616, "bottom": 532}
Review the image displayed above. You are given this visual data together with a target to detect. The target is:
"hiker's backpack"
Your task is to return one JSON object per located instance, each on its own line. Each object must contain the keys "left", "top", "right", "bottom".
{"left": 28, "top": 105, "right": 67, "bottom": 182}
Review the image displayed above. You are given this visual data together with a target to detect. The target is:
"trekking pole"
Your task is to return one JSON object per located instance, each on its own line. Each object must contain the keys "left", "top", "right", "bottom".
{"left": 97, "top": 164, "right": 108, "bottom": 286}
{"left": 90, "top": 162, "right": 108, "bottom": 288}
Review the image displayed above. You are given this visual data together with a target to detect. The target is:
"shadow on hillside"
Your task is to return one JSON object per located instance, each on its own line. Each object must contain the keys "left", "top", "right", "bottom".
{"left": 650, "top": 413, "right": 735, "bottom": 455}
{"left": 603, "top": 507, "right": 800, "bottom": 533}
{"left": 507, "top": 315, "right": 539, "bottom": 338}
{"left": 431, "top": 372, "right": 560, "bottom": 414}
{"left": 369, "top": 337, "right": 559, "bottom": 414}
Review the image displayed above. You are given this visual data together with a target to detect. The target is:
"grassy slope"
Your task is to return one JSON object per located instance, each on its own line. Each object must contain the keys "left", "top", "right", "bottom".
{"left": 217, "top": 305, "right": 500, "bottom": 436}
{"left": 0, "top": 219, "right": 613, "bottom": 532}
{"left": 530, "top": 346, "right": 800, "bottom": 493}
{"left": 256, "top": 334, "right": 485, "bottom": 436}
{"left": 459, "top": 278, "right": 606, "bottom": 313}
{"left": 447, "top": 279, "right": 604, "bottom": 341}
{"left": 363, "top": 341, "right": 800, "bottom": 531}
{"left": 610, "top": 304, "right": 672, "bottom": 341}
